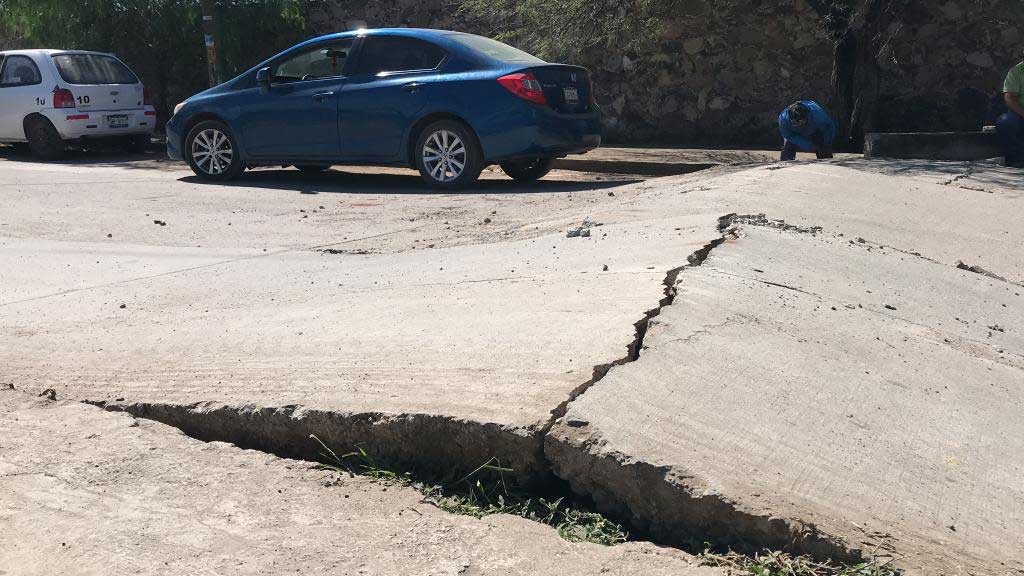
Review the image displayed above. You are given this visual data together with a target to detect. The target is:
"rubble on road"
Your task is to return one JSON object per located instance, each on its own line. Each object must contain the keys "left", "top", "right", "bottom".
{"left": 567, "top": 217, "right": 601, "bottom": 238}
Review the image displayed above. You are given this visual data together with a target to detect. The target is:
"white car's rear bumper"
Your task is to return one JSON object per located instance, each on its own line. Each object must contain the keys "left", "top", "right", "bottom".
{"left": 41, "top": 107, "right": 157, "bottom": 140}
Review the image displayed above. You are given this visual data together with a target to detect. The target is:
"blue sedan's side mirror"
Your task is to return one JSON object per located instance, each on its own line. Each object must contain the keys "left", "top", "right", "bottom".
{"left": 256, "top": 67, "right": 272, "bottom": 93}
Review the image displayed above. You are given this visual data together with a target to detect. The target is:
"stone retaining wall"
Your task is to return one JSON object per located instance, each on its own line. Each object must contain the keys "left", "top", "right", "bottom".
{"left": 239, "top": 1, "right": 1019, "bottom": 146}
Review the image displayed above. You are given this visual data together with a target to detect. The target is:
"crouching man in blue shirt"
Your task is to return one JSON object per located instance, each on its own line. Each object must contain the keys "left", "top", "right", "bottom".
{"left": 779, "top": 100, "right": 837, "bottom": 161}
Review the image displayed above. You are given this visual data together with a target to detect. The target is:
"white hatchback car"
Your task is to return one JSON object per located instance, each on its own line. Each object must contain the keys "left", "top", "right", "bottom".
{"left": 0, "top": 49, "right": 156, "bottom": 159}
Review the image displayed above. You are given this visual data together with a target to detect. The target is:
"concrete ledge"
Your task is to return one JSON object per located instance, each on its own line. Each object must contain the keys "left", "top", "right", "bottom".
{"left": 553, "top": 158, "right": 716, "bottom": 176}
{"left": 556, "top": 148, "right": 862, "bottom": 175}
{"left": 864, "top": 131, "right": 1001, "bottom": 161}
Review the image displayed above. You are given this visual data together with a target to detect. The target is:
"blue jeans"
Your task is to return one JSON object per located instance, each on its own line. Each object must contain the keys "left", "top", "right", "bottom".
{"left": 781, "top": 131, "right": 833, "bottom": 161}
{"left": 996, "top": 110, "right": 1023, "bottom": 164}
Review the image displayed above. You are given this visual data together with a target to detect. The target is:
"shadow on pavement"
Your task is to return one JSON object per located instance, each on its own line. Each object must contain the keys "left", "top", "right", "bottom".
{"left": 180, "top": 167, "right": 641, "bottom": 195}
{"left": 0, "top": 142, "right": 182, "bottom": 172}
{"left": 836, "top": 157, "right": 1022, "bottom": 192}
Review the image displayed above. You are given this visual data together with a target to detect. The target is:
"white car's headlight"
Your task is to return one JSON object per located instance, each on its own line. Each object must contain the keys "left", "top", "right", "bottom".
{"left": 173, "top": 102, "right": 185, "bottom": 117}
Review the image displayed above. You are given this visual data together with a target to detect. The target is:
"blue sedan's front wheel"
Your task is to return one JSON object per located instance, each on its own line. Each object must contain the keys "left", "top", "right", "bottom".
{"left": 185, "top": 120, "right": 245, "bottom": 182}
{"left": 415, "top": 120, "right": 482, "bottom": 190}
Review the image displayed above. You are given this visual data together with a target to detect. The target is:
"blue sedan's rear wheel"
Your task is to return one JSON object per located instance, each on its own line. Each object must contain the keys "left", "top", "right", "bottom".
{"left": 500, "top": 157, "right": 556, "bottom": 182}
{"left": 415, "top": 120, "right": 482, "bottom": 190}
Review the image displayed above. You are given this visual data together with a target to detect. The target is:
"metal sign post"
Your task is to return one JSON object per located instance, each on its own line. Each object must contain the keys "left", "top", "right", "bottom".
{"left": 201, "top": 0, "right": 220, "bottom": 87}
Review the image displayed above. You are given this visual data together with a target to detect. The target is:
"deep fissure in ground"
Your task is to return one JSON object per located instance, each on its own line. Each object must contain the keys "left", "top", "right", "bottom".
{"left": 85, "top": 217, "right": 886, "bottom": 571}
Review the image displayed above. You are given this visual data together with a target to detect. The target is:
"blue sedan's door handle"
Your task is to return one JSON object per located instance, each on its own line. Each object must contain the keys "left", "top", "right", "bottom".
{"left": 402, "top": 82, "right": 425, "bottom": 93}
{"left": 312, "top": 91, "right": 336, "bottom": 103}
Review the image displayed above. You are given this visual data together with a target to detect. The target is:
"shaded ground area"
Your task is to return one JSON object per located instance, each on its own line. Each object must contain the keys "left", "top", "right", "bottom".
{"left": 837, "top": 157, "right": 1023, "bottom": 197}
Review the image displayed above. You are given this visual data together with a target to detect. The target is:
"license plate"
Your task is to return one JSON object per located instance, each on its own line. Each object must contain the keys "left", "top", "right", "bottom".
{"left": 107, "top": 115, "right": 129, "bottom": 129}
{"left": 563, "top": 87, "right": 579, "bottom": 104}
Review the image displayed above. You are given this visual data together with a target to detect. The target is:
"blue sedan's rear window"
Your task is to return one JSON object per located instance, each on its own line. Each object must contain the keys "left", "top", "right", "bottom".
{"left": 449, "top": 34, "right": 544, "bottom": 64}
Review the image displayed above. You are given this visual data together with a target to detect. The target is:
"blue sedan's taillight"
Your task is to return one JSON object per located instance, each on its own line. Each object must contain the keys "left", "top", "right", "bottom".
{"left": 497, "top": 72, "right": 547, "bottom": 106}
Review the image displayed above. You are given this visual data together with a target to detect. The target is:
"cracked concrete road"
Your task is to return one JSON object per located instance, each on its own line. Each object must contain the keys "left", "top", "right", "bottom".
{"left": 0, "top": 151, "right": 717, "bottom": 478}
{"left": 0, "top": 389, "right": 721, "bottom": 576}
{"left": 2, "top": 148, "right": 1023, "bottom": 574}
{"left": 550, "top": 162, "right": 1024, "bottom": 574}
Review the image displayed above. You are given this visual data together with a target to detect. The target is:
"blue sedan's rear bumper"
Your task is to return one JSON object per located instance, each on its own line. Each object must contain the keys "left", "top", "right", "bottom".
{"left": 477, "top": 103, "right": 603, "bottom": 162}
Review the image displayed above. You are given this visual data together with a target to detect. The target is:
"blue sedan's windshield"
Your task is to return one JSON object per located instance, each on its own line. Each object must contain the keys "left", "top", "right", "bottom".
{"left": 449, "top": 34, "right": 544, "bottom": 64}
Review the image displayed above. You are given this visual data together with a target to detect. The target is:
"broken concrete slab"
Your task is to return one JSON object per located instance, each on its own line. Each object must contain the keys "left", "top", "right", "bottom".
{"left": 0, "top": 389, "right": 721, "bottom": 576}
{"left": 549, "top": 224, "right": 1024, "bottom": 574}
{"left": 647, "top": 162, "right": 1024, "bottom": 283}
{"left": 1, "top": 225, "right": 716, "bottom": 481}
{"left": 4, "top": 153, "right": 1023, "bottom": 570}
{"left": 0, "top": 157, "right": 720, "bottom": 483}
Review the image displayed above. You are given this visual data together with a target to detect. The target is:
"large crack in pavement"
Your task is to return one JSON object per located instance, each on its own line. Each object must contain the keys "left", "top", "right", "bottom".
{"left": 86, "top": 226, "right": 715, "bottom": 490}
{"left": 87, "top": 400, "right": 549, "bottom": 485}
{"left": 544, "top": 214, "right": 870, "bottom": 565}
{"left": 80, "top": 215, "right": 869, "bottom": 566}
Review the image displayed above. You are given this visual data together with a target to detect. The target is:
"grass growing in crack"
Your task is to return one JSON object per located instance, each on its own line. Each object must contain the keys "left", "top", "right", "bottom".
{"left": 309, "top": 435, "right": 628, "bottom": 546}
{"left": 698, "top": 549, "right": 900, "bottom": 576}
{"left": 310, "top": 436, "right": 897, "bottom": 574}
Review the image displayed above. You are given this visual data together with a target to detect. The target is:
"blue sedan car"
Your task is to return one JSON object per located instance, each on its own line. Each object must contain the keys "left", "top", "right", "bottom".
{"left": 167, "top": 28, "right": 602, "bottom": 189}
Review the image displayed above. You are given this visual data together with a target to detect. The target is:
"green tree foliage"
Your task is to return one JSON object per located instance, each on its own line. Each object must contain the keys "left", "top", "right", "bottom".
{"left": 2, "top": 0, "right": 309, "bottom": 122}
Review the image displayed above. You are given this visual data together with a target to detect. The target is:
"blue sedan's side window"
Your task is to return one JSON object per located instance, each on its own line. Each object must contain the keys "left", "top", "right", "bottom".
{"left": 353, "top": 37, "right": 446, "bottom": 77}
{"left": 273, "top": 39, "right": 355, "bottom": 84}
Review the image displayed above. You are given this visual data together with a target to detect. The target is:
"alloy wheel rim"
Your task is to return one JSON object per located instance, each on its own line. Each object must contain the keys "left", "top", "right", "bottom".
{"left": 422, "top": 130, "right": 466, "bottom": 182}
{"left": 191, "top": 128, "right": 233, "bottom": 175}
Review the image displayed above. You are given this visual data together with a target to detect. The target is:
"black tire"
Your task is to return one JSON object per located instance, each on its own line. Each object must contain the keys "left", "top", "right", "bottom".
{"left": 414, "top": 119, "right": 483, "bottom": 190}
{"left": 500, "top": 157, "right": 556, "bottom": 182}
{"left": 24, "top": 116, "right": 65, "bottom": 161}
{"left": 123, "top": 134, "right": 151, "bottom": 153}
{"left": 185, "top": 120, "right": 245, "bottom": 181}
{"left": 295, "top": 164, "right": 331, "bottom": 173}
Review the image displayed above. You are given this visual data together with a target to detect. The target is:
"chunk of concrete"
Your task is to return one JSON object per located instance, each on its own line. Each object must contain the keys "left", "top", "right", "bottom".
{"left": 548, "top": 225, "right": 1024, "bottom": 574}
{"left": 0, "top": 390, "right": 721, "bottom": 576}
{"left": 0, "top": 157, "right": 720, "bottom": 483}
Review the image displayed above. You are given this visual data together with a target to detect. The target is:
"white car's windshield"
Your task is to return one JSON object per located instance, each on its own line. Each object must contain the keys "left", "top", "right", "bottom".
{"left": 52, "top": 54, "right": 138, "bottom": 85}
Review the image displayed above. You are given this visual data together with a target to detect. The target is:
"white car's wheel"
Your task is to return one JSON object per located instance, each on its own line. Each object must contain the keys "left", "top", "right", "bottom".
{"left": 24, "top": 116, "right": 65, "bottom": 161}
